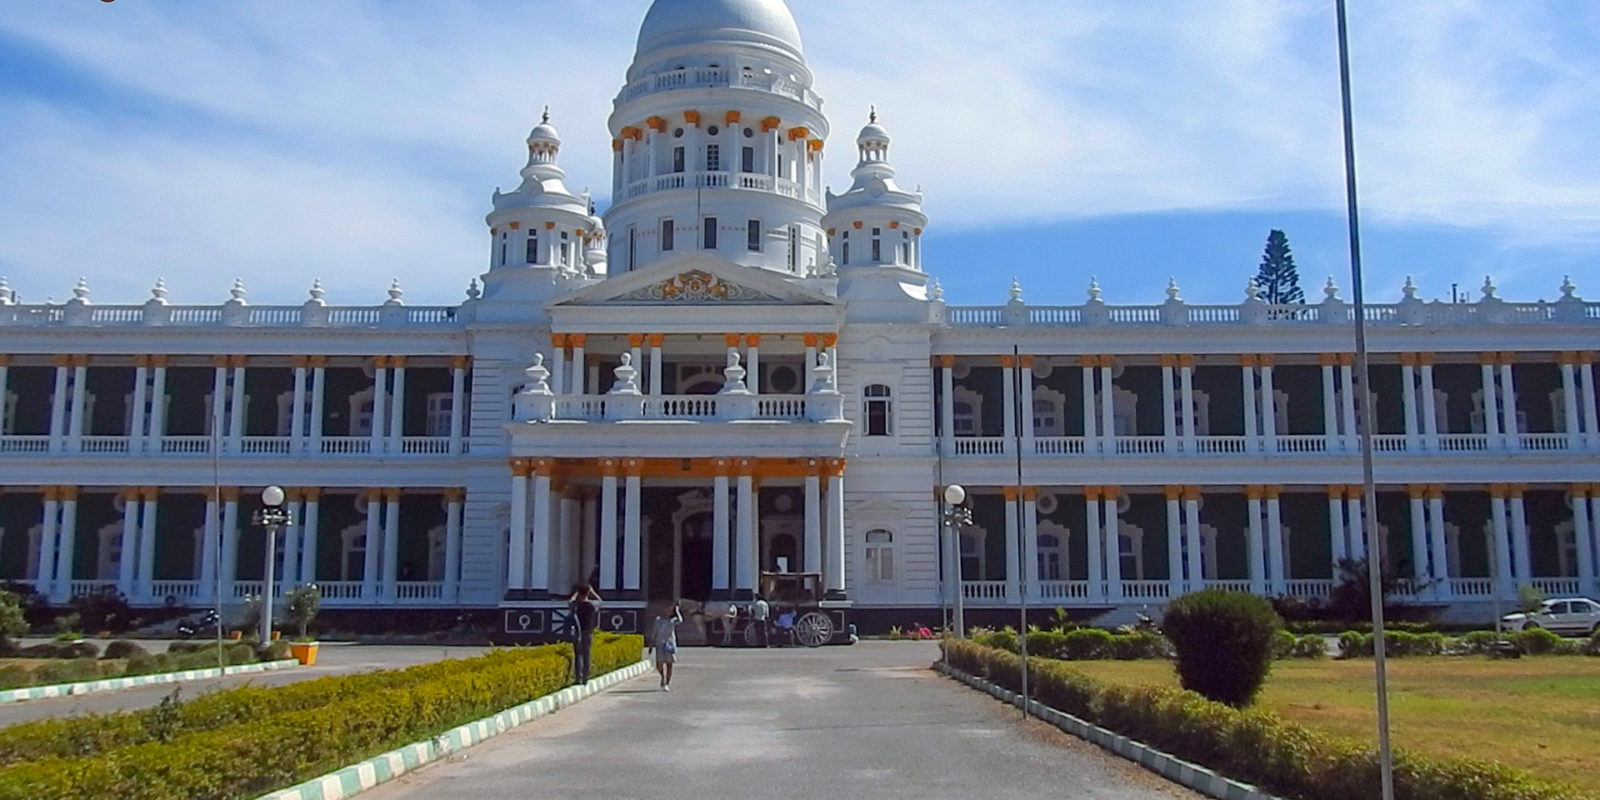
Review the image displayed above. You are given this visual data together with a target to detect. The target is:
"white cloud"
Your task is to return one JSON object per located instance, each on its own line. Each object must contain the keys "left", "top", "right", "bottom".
{"left": 0, "top": 0, "right": 1594, "bottom": 303}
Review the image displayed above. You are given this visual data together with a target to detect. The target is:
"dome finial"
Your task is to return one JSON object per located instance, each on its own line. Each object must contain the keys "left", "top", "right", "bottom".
{"left": 541, "top": 105, "right": 550, "bottom": 124}
{"left": 869, "top": 105, "right": 876, "bottom": 124}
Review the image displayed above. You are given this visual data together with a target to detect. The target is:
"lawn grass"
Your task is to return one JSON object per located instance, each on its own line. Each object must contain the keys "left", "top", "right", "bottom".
{"left": 1061, "top": 657, "right": 1600, "bottom": 794}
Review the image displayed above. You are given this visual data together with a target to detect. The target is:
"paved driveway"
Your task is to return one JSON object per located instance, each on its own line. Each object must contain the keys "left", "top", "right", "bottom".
{"left": 365, "top": 641, "right": 1200, "bottom": 800}
{"left": 0, "top": 643, "right": 491, "bottom": 727}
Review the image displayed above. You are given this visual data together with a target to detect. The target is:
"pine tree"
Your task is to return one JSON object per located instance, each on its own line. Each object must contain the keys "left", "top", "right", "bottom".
{"left": 1253, "top": 229, "right": 1304, "bottom": 305}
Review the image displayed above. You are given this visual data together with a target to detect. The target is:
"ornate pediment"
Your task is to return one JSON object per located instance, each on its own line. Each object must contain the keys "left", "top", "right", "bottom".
{"left": 614, "top": 270, "right": 785, "bottom": 304}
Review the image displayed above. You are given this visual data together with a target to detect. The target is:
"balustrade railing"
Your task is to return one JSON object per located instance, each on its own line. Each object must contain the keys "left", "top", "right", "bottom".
{"left": 69, "top": 580, "right": 117, "bottom": 598}
{"left": 1284, "top": 579, "right": 1334, "bottom": 598}
{"left": 1206, "top": 580, "right": 1254, "bottom": 593}
{"left": 1120, "top": 580, "right": 1172, "bottom": 600}
{"left": 1530, "top": 578, "right": 1581, "bottom": 596}
{"left": 78, "top": 436, "right": 130, "bottom": 454}
{"left": 1033, "top": 437, "right": 1085, "bottom": 456}
{"left": 149, "top": 581, "right": 201, "bottom": 601}
{"left": 1519, "top": 434, "right": 1570, "bottom": 452}
{"left": 1449, "top": 578, "right": 1495, "bottom": 597}
{"left": 961, "top": 580, "right": 1009, "bottom": 603}
{"left": 944, "top": 298, "right": 1600, "bottom": 328}
{"left": 953, "top": 437, "right": 1006, "bottom": 456}
{"left": 399, "top": 437, "right": 452, "bottom": 454}
{"left": 395, "top": 582, "right": 445, "bottom": 601}
{"left": 1112, "top": 436, "right": 1167, "bottom": 455}
{"left": 1037, "top": 581, "right": 1090, "bottom": 601}
{"left": 0, "top": 436, "right": 51, "bottom": 453}
{"left": 315, "top": 582, "right": 365, "bottom": 602}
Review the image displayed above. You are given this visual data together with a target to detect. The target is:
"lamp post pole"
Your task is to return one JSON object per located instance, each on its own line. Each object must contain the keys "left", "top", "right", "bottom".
{"left": 254, "top": 485, "right": 293, "bottom": 644}
{"left": 943, "top": 484, "right": 972, "bottom": 638}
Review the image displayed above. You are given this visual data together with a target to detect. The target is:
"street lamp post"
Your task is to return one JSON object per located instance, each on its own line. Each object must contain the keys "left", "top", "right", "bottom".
{"left": 253, "top": 485, "right": 293, "bottom": 644}
{"left": 942, "top": 484, "right": 973, "bottom": 639}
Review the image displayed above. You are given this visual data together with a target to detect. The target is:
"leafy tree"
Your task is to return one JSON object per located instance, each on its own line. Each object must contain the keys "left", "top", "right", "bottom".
{"left": 1161, "top": 589, "right": 1282, "bottom": 707}
{"left": 286, "top": 585, "right": 322, "bottom": 640}
{"left": 0, "top": 590, "right": 28, "bottom": 654}
{"left": 1253, "top": 229, "right": 1304, "bottom": 305}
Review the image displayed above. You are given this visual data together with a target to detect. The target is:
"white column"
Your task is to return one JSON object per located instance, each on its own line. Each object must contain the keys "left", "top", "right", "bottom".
{"left": 623, "top": 472, "right": 642, "bottom": 592}
{"left": 36, "top": 493, "right": 59, "bottom": 595}
{"left": 208, "top": 364, "right": 227, "bottom": 450}
{"left": 1102, "top": 490, "right": 1122, "bottom": 602}
{"left": 806, "top": 337, "right": 820, "bottom": 388}
{"left": 309, "top": 364, "right": 326, "bottom": 455}
{"left": 648, "top": 336, "right": 663, "bottom": 396}
{"left": 1161, "top": 361, "right": 1176, "bottom": 454}
{"left": 1499, "top": 362, "right": 1519, "bottom": 450}
{"left": 444, "top": 492, "right": 463, "bottom": 601}
{"left": 1082, "top": 362, "right": 1100, "bottom": 454}
{"left": 826, "top": 470, "right": 845, "bottom": 594}
{"left": 1581, "top": 360, "right": 1600, "bottom": 450}
{"left": 1267, "top": 489, "right": 1287, "bottom": 595}
{"left": 509, "top": 468, "right": 530, "bottom": 594}
{"left": 1183, "top": 490, "right": 1203, "bottom": 590}
{"left": 280, "top": 495, "right": 301, "bottom": 594}
{"left": 227, "top": 362, "right": 246, "bottom": 454}
{"left": 939, "top": 358, "right": 956, "bottom": 455}
{"left": 1099, "top": 362, "right": 1116, "bottom": 450}
{"left": 382, "top": 491, "right": 401, "bottom": 598}
{"left": 1346, "top": 490, "right": 1366, "bottom": 562}
{"left": 1420, "top": 361, "right": 1440, "bottom": 450}
{"left": 531, "top": 472, "right": 552, "bottom": 594}
{"left": 67, "top": 362, "right": 87, "bottom": 453}
{"left": 630, "top": 337, "right": 646, "bottom": 395}
{"left": 803, "top": 473, "right": 822, "bottom": 573}
{"left": 1427, "top": 489, "right": 1451, "bottom": 599}
{"left": 580, "top": 493, "right": 597, "bottom": 585}
{"left": 149, "top": 362, "right": 169, "bottom": 444}
{"left": 1023, "top": 489, "right": 1041, "bottom": 600}
{"left": 1321, "top": 361, "right": 1339, "bottom": 452}
{"left": 198, "top": 493, "right": 218, "bottom": 601}
{"left": 1407, "top": 490, "right": 1429, "bottom": 587}
{"left": 300, "top": 492, "right": 320, "bottom": 585}
{"left": 0, "top": 362, "right": 8, "bottom": 437}
{"left": 713, "top": 473, "right": 731, "bottom": 592}
{"left": 1509, "top": 488, "right": 1531, "bottom": 584}
{"left": 1246, "top": 489, "right": 1265, "bottom": 594}
{"left": 1020, "top": 358, "right": 1036, "bottom": 454}
{"left": 1401, "top": 362, "right": 1420, "bottom": 452}
{"left": 570, "top": 338, "right": 587, "bottom": 395}
{"left": 118, "top": 489, "right": 140, "bottom": 595}
{"left": 1001, "top": 357, "right": 1017, "bottom": 455}
{"left": 370, "top": 360, "right": 389, "bottom": 454}
{"left": 1574, "top": 488, "right": 1596, "bottom": 596}
{"left": 449, "top": 359, "right": 466, "bottom": 455}
{"left": 1480, "top": 361, "right": 1502, "bottom": 448}
{"left": 1489, "top": 489, "right": 1513, "bottom": 596}
{"left": 354, "top": 494, "right": 377, "bottom": 600}
{"left": 1339, "top": 363, "right": 1357, "bottom": 452}
{"left": 219, "top": 493, "right": 239, "bottom": 600}
{"left": 1261, "top": 362, "right": 1279, "bottom": 454}
{"left": 1561, "top": 362, "right": 1583, "bottom": 449}
{"left": 746, "top": 335, "right": 760, "bottom": 395}
{"left": 1166, "top": 491, "right": 1184, "bottom": 597}
{"left": 550, "top": 340, "right": 566, "bottom": 396}
{"left": 129, "top": 363, "right": 149, "bottom": 454}
{"left": 735, "top": 472, "right": 755, "bottom": 593}
{"left": 1327, "top": 488, "right": 1347, "bottom": 566}
{"left": 137, "top": 490, "right": 158, "bottom": 601}
{"left": 1084, "top": 490, "right": 1103, "bottom": 602}
{"left": 1241, "top": 361, "right": 1259, "bottom": 451}
{"left": 552, "top": 494, "right": 571, "bottom": 594}
{"left": 1004, "top": 489, "right": 1022, "bottom": 602}
{"left": 55, "top": 491, "right": 78, "bottom": 602}
{"left": 1590, "top": 495, "right": 1600, "bottom": 586}
{"left": 388, "top": 359, "right": 407, "bottom": 447}
{"left": 48, "top": 364, "right": 69, "bottom": 453}
{"left": 600, "top": 472, "right": 619, "bottom": 591}
{"left": 1179, "top": 361, "right": 1196, "bottom": 454}
{"left": 290, "top": 362, "right": 308, "bottom": 453}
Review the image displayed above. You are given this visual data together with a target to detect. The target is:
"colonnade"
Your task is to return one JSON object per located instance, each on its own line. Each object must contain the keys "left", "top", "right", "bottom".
{"left": 547, "top": 332, "right": 837, "bottom": 396}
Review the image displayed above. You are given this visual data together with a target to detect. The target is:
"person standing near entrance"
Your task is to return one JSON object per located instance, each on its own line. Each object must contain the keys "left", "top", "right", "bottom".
{"left": 650, "top": 603, "right": 682, "bottom": 690}
{"left": 568, "top": 584, "right": 602, "bottom": 684}
{"left": 750, "top": 594, "right": 770, "bottom": 648}
{"left": 721, "top": 603, "right": 739, "bottom": 646}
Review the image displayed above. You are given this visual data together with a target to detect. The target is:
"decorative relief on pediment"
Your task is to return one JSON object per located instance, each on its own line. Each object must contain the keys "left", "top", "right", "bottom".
{"left": 615, "top": 270, "right": 785, "bottom": 303}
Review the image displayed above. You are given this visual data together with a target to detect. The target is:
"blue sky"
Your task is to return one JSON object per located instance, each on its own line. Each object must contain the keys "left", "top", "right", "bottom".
{"left": 1, "top": 0, "right": 1596, "bottom": 307}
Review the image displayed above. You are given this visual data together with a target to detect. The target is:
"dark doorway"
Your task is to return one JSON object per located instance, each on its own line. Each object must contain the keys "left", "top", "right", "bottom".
{"left": 680, "top": 512, "right": 713, "bottom": 601}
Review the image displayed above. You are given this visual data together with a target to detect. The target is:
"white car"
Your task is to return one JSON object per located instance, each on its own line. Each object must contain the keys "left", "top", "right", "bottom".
{"left": 1501, "top": 598, "right": 1600, "bottom": 635}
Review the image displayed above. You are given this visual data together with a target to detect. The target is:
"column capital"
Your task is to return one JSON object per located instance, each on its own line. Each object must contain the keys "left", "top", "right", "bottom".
{"left": 999, "top": 355, "right": 1016, "bottom": 368}
{"left": 1079, "top": 355, "right": 1098, "bottom": 368}
{"left": 1337, "top": 353, "right": 1354, "bottom": 367}
{"left": 1182, "top": 485, "right": 1201, "bottom": 501}
{"left": 451, "top": 355, "right": 470, "bottom": 370}
{"left": 804, "top": 333, "right": 820, "bottom": 347}
{"left": 1406, "top": 484, "right": 1427, "bottom": 499}
{"left": 552, "top": 333, "right": 569, "bottom": 348}
{"left": 373, "top": 356, "right": 390, "bottom": 369}
{"left": 532, "top": 458, "right": 555, "bottom": 477}
{"left": 647, "top": 333, "right": 665, "bottom": 347}
{"left": 724, "top": 333, "right": 742, "bottom": 348}
{"left": 1398, "top": 352, "right": 1418, "bottom": 367}
{"left": 1326, "top": 484, "right": 1345, "bottom": 499}
{"left": 1478, "top": 351, "right": 1498, "bottom": 366}
{"left": 1018, "top": 355, "right": 1035, "bottom": 369}
{"left": 1258, "top": 354, "right": 1275, "bottom": 367}
{"left": 1265, "top": 486, "right": 1283, "bottom": 500}
{"left": 290, "top": 355, "right": 310, "bottom": 368}
{"left": 443, "top": 488, "right": 465, "bottom": 503}
{"left": 59, "top": 486, "right": 79, "bottom": 501}
{"left": 42, "top": 486, "right": 58, "bottom": 501}
{"left": 714, "top": 458, "right": 732, "bottom": 476}
{"left": 1002, "top": 486, "right": 1020, "bottom": 502}
{"left": 1571, "top": 483, "right": 1591, "bottom": 498}
{"left": 151, "top": 354, "right": 171, "bottom": 368}
{"left": 745, "top": 334, "right": 762, "bottom": 347}
{"left": 221, "top": 486, "right": 240, "bottom": 502}
{"left": 140, "top": 486, "right": 160, "bottom": 501}
{"left": 1426, "top": 484, "right": 1445, "bottom": 500}
{"left": 1318, "top": 353, "right": 1339, "bottom": 367}
{"left": 1578, "top": 351, "right": 1595, "bottom": 365}
{"left": 1508, "top": 483, "right": 1526, "bottom": 498}
{"left": 600, "top": 458, "right": 620, "bottom": 476}
{"left": 628, "top": 333, "right": 645, "bottom": 347}
{"left": 1159, "top": 354, "right": 1177, "bottom": 368}
{"left": 1084, "top": 486, "right": 1102, "bottom": 501}
{"left": 390, "top": 356, "right": 408, "bottom": 368}
{"left": 569, "top": 334, "right": 587, "bottom": 348}
{"left": 1022, "top": 486, "right": 1039, "bottom": 501}
{"left": 1499, "top": 351, "right": 1517, "bottom": 366}
{"left": 623, "top": 458, "right": 644, "bottom": 477}
{"left": 936, "top": 355, "right": 955, "bottom": 369}
{"left": 1488, "top": 483, "right": 1506, "bottom": 498}
{"left": 383, "top": 488, "right": 403, "bottom": 502}
{"left": 120, "top": 487, "right": 140, "bottom": 502}
{"left": 824, "top": 458, "right": 847, "bottom": 477}
{"left": 303, "top": 487, "right": 323, "bottom": 502}
{"left": 1246, "top": 485, "right": 1264, "bottom": 500}
{"left": 1240, "top": 353, "right": 1259, "bottom": 367}
{"left": 308, "top": 355, "right": 328, "bottom": 368}
{"left": 509, "top": 458, "right": 533, "bottom": 478}
{"left": 211, "top": 354, "right": 230, "bottom": 368}
{"left": 1163, "top": 485, "right": 1183, "bottom": 501}
{"left": 1345, "top": 485, "right": 1364, "bottom": 499}
{"left": 1102, "top": 486, "right": 1120, "bottom": 500}
{"left": 821, "top": 333, "right": 838, "bottom": 348}
{"left": 1417, "top": 352, "right": 1435, "bottom": 366}
{"left": 1175, "top": 355, "right": 1194, "bottom": 369}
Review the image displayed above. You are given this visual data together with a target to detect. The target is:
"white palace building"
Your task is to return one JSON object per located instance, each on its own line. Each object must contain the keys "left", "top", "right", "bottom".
{"left": 2, "top": 0, "right": 1598, "bottom": 635}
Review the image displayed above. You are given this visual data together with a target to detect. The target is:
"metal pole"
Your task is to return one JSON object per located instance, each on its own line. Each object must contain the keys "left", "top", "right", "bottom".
{"left": 952, "top": 516, "right": 966, "bottom": 639}
{"left": 1335, "top": 3, "right": 1395, "bottom": 798}
{"left": 260, "top": 519, "right": 277, "bottom": 644}
{"left": 1013, "top": 345, "right": 1029, "bottom": 719}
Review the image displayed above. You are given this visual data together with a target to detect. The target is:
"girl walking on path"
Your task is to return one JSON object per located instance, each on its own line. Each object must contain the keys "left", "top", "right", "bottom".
{"left": 650, "top": 604, "right": 683, "bottom": 691}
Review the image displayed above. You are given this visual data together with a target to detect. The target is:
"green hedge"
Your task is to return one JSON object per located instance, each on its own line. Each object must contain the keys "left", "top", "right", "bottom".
{"left": 972, "top": 628, "right": 1171, "bottom": 661}
{"left": 0, "top": 634, "right": 641, "bottom": 800}
{"left": 1337, "top": 629, "right": 1597, "bottom": 659}
{"left": 0, "top": 641, "right": 267, "bottom": 692}
{"left": 944, "top": 640, "right": 1586, "bottom": 800}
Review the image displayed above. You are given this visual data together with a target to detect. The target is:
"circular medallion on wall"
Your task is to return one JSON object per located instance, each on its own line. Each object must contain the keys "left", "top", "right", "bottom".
{"left": 769, "top": 365, "right": 799, "bottom": 393}
{"left": 1036, "top": 492, "right": 1058, "bottom": 515}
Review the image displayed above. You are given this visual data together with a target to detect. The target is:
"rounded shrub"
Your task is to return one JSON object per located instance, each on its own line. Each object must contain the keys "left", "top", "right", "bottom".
{"left": 1161, "top": 589, "right": 1283, "bottom": 707}
{"left": 1512, "top": 627, "right": 1562, "bottom": 656}
{"left": 102, "top": 640, "right": 148, "bottom": 661}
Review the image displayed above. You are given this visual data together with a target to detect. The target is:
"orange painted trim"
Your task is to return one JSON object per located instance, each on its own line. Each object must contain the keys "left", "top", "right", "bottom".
{"left": 821, "top": 334, "right": 838, "bottom": 347}
{"left": 724, "top": 333, "right": 742, "bottom": 348}
{"left": 1246, "top": 485, "right": 1264, "bottom": 500}
{"left": 1241, "top": 354, "right": 1258, "bottom": 367}
{"left": 1002, "top": 486, "right": 1020, "bottom": 501}
{"left": 1019, "top": 355, "right": 1035, "bottom": 369}
{"left": 1327, "top": 485, "right": 1345, "bottom": 498}
{"left": 999, "top": 355, "right": 1016, "bottom": 368}
{"left": 1319, "top": 353, "right": 1338, "bottom": 367}
{"left": 1159, "top": 355, "right": 1176, "bottom": 368}
{"left": 612, "top": 139, "right": 623, "bottom": 152}
{"left": 803, "top": 333, "right": 820, "bottom": 347}
{"left": 760, "top": 116, "right": 781, "bottom": 132}
{"left": 787, "top": 126, "right": 810, "bottom": 141}
{"left": 569, "top": 334, "right": 587, "bottom": 347}
{"left": 724, "top": 110, "right": 741, "bottom": 125}
{"left": 451, "top": 356, "right": 470, "bottom": 370}
{"left": 628, "top": 333, "right": 645, "bottom": 347}
{"left": 745, "top": 334, "right": 762, "bottom": 347}
{"left": 937, "top": 355, "right": 955, "bottom": 369}
{"left": 1163, "top": 486, "right": 1183, "bottom": 501}
{"left": 1182, "top": 486, "right": 1201, "bottom": 501}
{"left": 646, "top": 116, "right": 667, "bottom": 132}
{"left": 508, "top": 221, "right": 521, "bottom": 230}
{"left": 647, "top": 333, "right": 665, "bottom": 347}
{"left": 683, "top": 110, "right": 702, "bottom": 126}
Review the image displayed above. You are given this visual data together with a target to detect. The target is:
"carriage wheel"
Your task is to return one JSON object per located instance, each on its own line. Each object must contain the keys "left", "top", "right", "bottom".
{"left": 794, "top": 612, "right": 833, "bottom": 648}
{"left": 743, "top": 621, "right": 761, "bottom": 647}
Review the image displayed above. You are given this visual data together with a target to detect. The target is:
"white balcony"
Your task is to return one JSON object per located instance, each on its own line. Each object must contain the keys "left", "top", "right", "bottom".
{"left": 524, "top": 392, "right": 840, "bottom": 425}
{"left": 960, "top": 580, "right": 1010, "bottom": 604}
{"left": 1119, "top": 580, "right": 1172, "bottom": 601}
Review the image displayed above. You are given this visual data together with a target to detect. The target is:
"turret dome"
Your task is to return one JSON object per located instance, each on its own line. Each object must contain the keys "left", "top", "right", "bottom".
{"left": 635, "top": 0, "right": 803, "bottom": 60}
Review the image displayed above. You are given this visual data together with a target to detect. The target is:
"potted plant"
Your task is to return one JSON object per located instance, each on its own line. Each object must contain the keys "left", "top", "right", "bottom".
{"left": 285, "top": 585, "right": 322, "bottom": 665}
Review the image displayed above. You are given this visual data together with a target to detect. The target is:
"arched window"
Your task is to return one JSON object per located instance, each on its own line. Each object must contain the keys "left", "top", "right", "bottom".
{"left": 1037, "top": 533, "right": 1063, "bottom": 581}
{"left": 863, "top": 384, "right": 892, "bottom": 436}
{"left": 864, "top": 529, "right": 894, "bottom": 582}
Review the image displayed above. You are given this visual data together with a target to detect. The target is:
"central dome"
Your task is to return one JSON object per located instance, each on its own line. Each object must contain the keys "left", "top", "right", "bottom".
{"left": 635, "top": 0, "right": 803, "bottom": 60}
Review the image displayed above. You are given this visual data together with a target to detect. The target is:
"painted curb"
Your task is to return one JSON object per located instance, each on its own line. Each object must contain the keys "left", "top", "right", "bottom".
{"left": 257, "top": 659, "right": 653, "bottom": 800}
{"left": 0, "top": 659, "right": 300, "bottom": 705}
{"left": 936, "top": 662, "right": 1282, "bottom": 800}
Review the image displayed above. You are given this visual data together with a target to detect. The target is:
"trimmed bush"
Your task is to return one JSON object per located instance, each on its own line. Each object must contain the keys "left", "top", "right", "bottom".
{"left": 0, "top": 591, "right": 26, "bottom": 654}
{"left": 101, "top": 640, "right": 148, "bottom": 661}
{"left": 944, "top": 640, "right": 1586, "bottom": 800}
{"left": 1511, "top": 627, "right": 1562, "bottom": 656}
{"left": 977, "top": 627, "right": 1168, "bottom": 661}
{"left": 1162, "top": 589, "right": 1282, "bottom": 707}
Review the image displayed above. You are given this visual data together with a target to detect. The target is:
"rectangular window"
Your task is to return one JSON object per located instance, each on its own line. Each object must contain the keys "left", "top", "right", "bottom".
{"left": 902, "top": 231, "right": 911, "bottom": 264}
{"left": 788, "top": 225, "right": 799, "bottom": 269}
{"left": 672, "top": 146, "right": 685, "bottom": 173}
{"left": 871, "top": 238, "right": 881, "bottom": 263}
{"left": 741, "top": 146, "right": 755, "bottom": 173}
{"left": 747, "top": 219, "right": 761, "bottom": 252}
{"left": 560, "top": 231, "right": 570, "bottom": 265}
{"left": 627, "top": 226, "right": 637, "bottom": 271}
{"left": 525, "top": 231, "right": 539, "bottom": 264}
{"left": 661, "top": 219, "right": 674, "bottom": 252}
{"left": 703, "top": 217, "right": 718, "bottom": 250}
{"left": 706, "top": 144, "right": 721, "bottom": 172}
{"left": 841, "top": 231, "right": 849, "bottom": 266}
